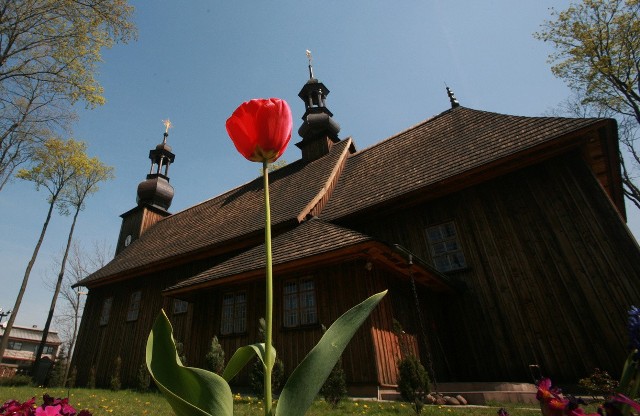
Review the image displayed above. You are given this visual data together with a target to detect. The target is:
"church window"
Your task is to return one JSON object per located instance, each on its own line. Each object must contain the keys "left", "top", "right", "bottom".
{"left": 173, "top": 299, "right": 188, "bottom": 315}
{"left": 220, "top": 291, "right": 246, "bottom": 335}
{"left": 126, "top": 291, "right": 142, "bottom": 322}
{"left": 283, "top": 278, "right": 317, "bottom": 328}
{"left": 426, "top": 221, "right": 467, "bottom": 272}
{"left": 99, "top": 297, "right": 113, "bottom": 326}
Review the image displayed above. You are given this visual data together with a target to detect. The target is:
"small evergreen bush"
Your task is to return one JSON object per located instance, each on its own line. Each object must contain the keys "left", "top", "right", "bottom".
{"left": 68, "top": 366, "right": 77, "bottom": 388}
{"left": 204, "top": 336, "right": 225, "bottom": 375}
{"left": 319, "top": 361, "right": 347, "bottom": 407}
{"left": 578, "top": 368, "right": 618, "bottom": 398}
{"left": 87, "top": 365, "right": 96, "bottom": 389}
{"left": 136, "top": 363, "right": 151, "bottom": 392}
{"left": 250, "top": 357, "right": 284, "bottom": 396}
{"left": 110, "top": 356, "right": 122, "bottom": 391}
{"left": 397, "top": 355, "right": 430, "bottom": 415}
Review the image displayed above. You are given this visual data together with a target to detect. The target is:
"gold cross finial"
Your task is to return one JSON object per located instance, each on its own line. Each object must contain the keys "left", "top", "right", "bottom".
{"left": 162, "top": 119, "right": 173, "bottom": 134}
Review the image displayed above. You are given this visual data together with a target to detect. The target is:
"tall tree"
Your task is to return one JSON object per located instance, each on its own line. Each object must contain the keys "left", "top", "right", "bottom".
{"left": 0, "top": 0, "right": 135, "bottom": 191}
{"left": 535, "top": 0, "right": 640, "bottom": 209}
{"left": 0, "top": 137, "right": 91, "bottom": 364}
{"left": 48, "top": 240, "right": 111, "bottom": 385}
{"left": 32, "top": 156, "right": 113, "bottom": 379}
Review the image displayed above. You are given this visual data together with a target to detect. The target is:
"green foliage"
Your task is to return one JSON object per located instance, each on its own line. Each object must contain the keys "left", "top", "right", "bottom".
{"left": 68, "top": 366, "right": 77, "bottom": 389}
{"left": 146, "top": 310, "right": 233, "bottom": 416}
{"left": 319, "top": 361, "right": 347, "bottom": 408}
{"left": 535, "top": 0, "right": 640, "bottom": 208}
{"left": 87, "top": 365, "right": 97, "bottom": 389}
{"left": 0, "top": 375, "right": 32, "bottom": 386}
{"left": 0, "top": 386, "right": 555, "bottom": 416}
{"left": 249, "top": 356, "right": 284, "bottom": 396}
{"left": 175, "top": 341, "right": 187, "bottom": 366}
{"left": 204, "top": 336, "right": 225, "bottom": 375}
{"left": 397, "top": 355, "right": 431, "bottom": 415}
{"left": 319, "top": 324, "right": 347, "bottom": 408}
{"left": 47, "top": 358, "right": 67, "bottom": 387}
{"left": 0, "top": 0, "right": 134, "bottom": 191}
{"left": 147, "top": 291, "right": 387, "bottom": 416}
{"left": 136, "top": 363, "right": 151, "bottom": 392}
{"left": 579, "top": 368, "right": 619, "bottom": 397}
{"left": 110, "top": 356, "right": 122, "bottom": 391}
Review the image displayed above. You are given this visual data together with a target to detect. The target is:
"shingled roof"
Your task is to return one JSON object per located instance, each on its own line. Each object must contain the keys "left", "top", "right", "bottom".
{"left": 165, "top": 218, "right": 456, "bottom": 295}
{"left": 79, "top": 138, "right": 353, "bottom": 286}
{"left": 321, "top": 106, "right": 616, "bottom": 220}
{"left": 165, "top": 218, "right": 372, "bottom": 292}
{"left": 79, "top": 105, "right": 619, "bottom": 288}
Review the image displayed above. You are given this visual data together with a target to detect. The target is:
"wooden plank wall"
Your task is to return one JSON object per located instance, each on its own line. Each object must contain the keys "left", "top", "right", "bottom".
{"left": 182, "top": 260, "right": 389, "bottom": 388}
{"left": 73, "top": 256, "right": 402, "bottom": 389}
{"left": 347, "top": 153, "right": 640, "bottom": 383}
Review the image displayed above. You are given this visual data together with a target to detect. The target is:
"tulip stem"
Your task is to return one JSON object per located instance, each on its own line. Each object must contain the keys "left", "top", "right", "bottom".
{"left": 263, "top": 160, "right": 274, "bottom": 416}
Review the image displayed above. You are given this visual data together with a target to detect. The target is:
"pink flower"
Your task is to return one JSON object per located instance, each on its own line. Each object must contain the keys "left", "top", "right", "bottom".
{"left": 35, "top": 405, "right": 61, "bottom": 416}
{"left": 225, "top": 98, "right": 292, "bottom": 163}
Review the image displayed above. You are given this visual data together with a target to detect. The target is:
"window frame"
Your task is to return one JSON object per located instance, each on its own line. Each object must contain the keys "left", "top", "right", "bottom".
{"left": 173, "top": 299, "right": 189, "bottom": 315}
{"left": 126, "top": 291, "right": 142, "bottom": 322}
{"left": 282, "top": 277, "right": 318, "bottom": 329}
{"left": 99, "top": 297, "right": 113, "bottom": 326}
{"left": 220, "top": 291, "right": 247, "bottom": 336}
{"left": 425, "top": 221, "right": 467, "bottom": 272}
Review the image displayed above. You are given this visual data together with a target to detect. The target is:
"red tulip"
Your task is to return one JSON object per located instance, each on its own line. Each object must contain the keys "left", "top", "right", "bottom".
{"left": 225, "top": 98, "right": 292, "bottom": 163}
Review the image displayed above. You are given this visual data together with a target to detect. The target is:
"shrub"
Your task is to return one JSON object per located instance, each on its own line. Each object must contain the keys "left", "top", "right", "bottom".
{"left": 0, "top": 374, "right": 32, "bottom": 386}
{"left": 87, "top": 366, "right": 96, "bottom": 389}
{"left": 578, "top": 368, "right": 619, "bottom": 398}
{"left": 319, "top": 361, "right": 347, "bottom": 407}
{"left": 68, "top": 366, "right": 77, "bottom": 388}
{"left": 136, "top": 363, "right": 151, "bottom": 392}
{"left": 250, "top": 358, "right": 284, "bottom": 396}
{"left": 110, "top": 356, "right": 121, "bottom": 391}
{"left": 397, "top": 355, "right": 430, "bottom": 415}
{"left": 175, "top": 341, "right": 187, "bottom": 366}
{"left": 319, "top": 324, "right": 347, "bottom": 407}
{"left": 204, "top": 336, "right": 225, "bottom": 375}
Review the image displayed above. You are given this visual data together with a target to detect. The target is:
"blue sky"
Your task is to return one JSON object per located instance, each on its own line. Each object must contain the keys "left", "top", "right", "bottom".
{"left": 2, "top": 1, "right": 638, "bottom": 332}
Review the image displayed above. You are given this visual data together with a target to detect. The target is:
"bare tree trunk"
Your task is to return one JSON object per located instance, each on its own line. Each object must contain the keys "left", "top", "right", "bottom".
{"left": 33, "top": 204, "right": 80, "bottom": 378}
{"left": 0, "top": 192, "right": 60, "bottom": 364}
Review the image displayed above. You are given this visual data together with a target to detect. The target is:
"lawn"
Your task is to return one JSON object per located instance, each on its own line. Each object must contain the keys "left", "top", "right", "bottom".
{"left": 0, "top": 386, "right": 551, "bottom": 415}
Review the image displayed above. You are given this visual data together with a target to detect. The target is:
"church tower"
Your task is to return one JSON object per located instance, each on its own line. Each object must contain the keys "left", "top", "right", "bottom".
{"left": 296, "top": 51, "right": 341, "bottom": 162}
{"left": 115, "top": 122, "right": 176, "bottom": 255}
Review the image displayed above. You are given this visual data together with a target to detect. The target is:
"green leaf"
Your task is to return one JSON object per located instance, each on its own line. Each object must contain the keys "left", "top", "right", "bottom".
{"left": 146, "top": 310, "right": 233, "bottom": 416}
{"left": 275, "top": 290, "right": 387, "bottom": 416}
{"left": 222, "top": 343, "right": 276, "bottom": 382}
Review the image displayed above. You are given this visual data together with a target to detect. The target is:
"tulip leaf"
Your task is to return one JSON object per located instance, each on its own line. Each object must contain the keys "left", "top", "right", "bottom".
{"left": 275, "top": 290, "right": 387, "bottom": 416}
{"left": 146, "top": 310, "right": 233, "bottom": 416}
{"left": 222, "top": 343, "right": 276, "bottom": 382}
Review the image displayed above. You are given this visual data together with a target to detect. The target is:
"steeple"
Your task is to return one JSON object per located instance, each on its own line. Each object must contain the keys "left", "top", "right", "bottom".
{"left": 115, "top": 121, "right": 176, "bottom": 255}
{"left": 446, "top": 86, "right": 460, "bottom": 109}
{"left": 136, "top": 120, "right": 175, "bottom": 210}
{"left": 296, "top": 51, "right": 341, "bottom": 162}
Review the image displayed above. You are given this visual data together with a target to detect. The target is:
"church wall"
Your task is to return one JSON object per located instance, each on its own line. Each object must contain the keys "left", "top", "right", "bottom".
{"left": 345, "top": 152, "right": 640, "bottom": 383}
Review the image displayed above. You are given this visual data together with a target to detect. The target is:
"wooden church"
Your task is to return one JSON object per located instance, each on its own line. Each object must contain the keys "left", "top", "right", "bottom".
{"left": 72, "top": 69, "right": 640, "bottom": 394}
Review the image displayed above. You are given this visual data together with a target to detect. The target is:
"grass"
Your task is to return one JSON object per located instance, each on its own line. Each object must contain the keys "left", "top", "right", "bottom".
{"left": 0, "top": 385, "right": 567, "bottom": 415}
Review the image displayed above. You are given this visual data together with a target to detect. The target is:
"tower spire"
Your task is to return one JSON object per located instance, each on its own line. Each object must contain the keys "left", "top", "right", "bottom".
{"left": 136, "top": 120, "right": 176, "bottom": 210}
{"left": 296, "top": 51, "right": 341, "bottom": 162}
{"left": 445, "top": 85, "right": 460, "bottom": 108}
